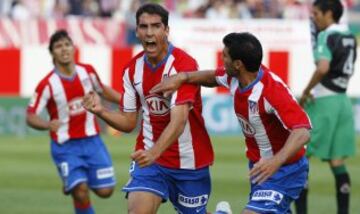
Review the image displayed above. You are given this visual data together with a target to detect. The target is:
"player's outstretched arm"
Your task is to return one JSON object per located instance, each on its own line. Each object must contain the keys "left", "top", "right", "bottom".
{"left": 26, "top": 113, "right": 60, "bottom": 132}
{"left": 101, "top": 85, "right": 121, "bottom": 104}
{"left": 83, "top": 91, "right": 137, "bottom": 133}
{"left": 249, "top": 128, "right": 310, "bottom": 184}
{"left": 131, "top": 103, "right": 190, "bottom": 167}
{"left": 150, "top": 70, "right": 218, "bottom": 97}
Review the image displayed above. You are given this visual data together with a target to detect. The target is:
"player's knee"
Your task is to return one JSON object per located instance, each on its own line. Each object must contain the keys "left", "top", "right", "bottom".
{"left": 94, "top": 187, "right": 114, "bottom": 198}
{"left": 242, "top": 209, "right": 259, "bottom": 214}
{"left": 72, "top": 183, "right": 90, "bottom": 202}
{"left": 329, "top": 159, "right": 344, "bottom": 167}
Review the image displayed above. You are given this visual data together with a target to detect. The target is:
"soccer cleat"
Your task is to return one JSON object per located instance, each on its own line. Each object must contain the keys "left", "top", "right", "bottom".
{"left": 214, "top": 201, "right": 232, "bottom": 214}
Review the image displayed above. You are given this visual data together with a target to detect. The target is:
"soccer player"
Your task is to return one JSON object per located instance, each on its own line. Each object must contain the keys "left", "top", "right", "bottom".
{"left": 82, "top": 3, "right": 214, "bottom": 214}
{"left": 298, "top": 1, "right": 357, "bottom": 213}
{"left": 151, "top": 32, "right": 312, "bottom": 213}
{"left": 26, "top": 30, "right": 120, "bottom": 214}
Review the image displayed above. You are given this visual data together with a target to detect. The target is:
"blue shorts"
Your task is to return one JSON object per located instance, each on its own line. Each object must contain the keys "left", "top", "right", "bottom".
{"left": 51, "top": 135, "right": 116, "bottom": 193}
{"left": 122, "top": 161, "right": 211, "bottom": 214}
{"left": 246, "top": 157, "right": 309, "bottom": 214}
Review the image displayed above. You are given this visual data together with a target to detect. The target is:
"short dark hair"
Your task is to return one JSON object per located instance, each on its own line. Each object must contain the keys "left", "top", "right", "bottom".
{"left": 136, "top": 3, "right": 169, "bottom": 27}
{"left": 222, "top": 32, "right": 263, "bottom": 72}
{"left": 313, "top": 0, "right": 343, "bottom": 23}
{"left": 48, "top": 29, "right": 73, "bottom": 52}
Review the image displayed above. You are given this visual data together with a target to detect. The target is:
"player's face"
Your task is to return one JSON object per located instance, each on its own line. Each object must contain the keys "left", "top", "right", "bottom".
{"left": 136, "top": 13, "right": 169, "bottom": 64}
{"left": 51, "top": 38, "right": 75, "bottom": 66}
{"left": 312, "top": 6, "right": 328, "bottom": 31}
{"left": 223, "top": 47, "right": 238, "bottom": 77}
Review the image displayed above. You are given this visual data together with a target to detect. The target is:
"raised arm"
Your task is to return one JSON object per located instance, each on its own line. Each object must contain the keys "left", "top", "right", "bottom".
{"left": 82, "top": 91, "right": 137, "bottom": 133}
{"left": 101, "top": 85, "right": 121, "bottom": 104}
{"left": 150, "top": 70, "right": 218, "bottom": 97}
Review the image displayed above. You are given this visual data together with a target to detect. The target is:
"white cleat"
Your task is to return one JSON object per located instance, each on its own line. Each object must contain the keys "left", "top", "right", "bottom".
{"left": 215, "top": 201, "right": 232, "bottom": 214}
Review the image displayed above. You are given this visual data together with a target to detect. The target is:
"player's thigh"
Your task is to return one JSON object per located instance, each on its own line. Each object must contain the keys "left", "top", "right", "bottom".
{"left": 84, "top": 136, "right": 116, "bottom": 190}
{"left": 122, "top": 162, "right": 169, "bottom": 202}
{"left": 246, "top": 158, "right": 308, "bottom": 213}
{"left": 331, "top": 97, "right": 356, "bottom": 158}
{"left": 50, "top": 140, "right": 88, "bottom": 193}
{"left": 305, "top": 97, "right": 339, "bottom": 158}
{"left": 128, "top": 191, "right": 162, "bottom": 214}
{"left": 167, "top": 167, "right": 211, "bottom": 214}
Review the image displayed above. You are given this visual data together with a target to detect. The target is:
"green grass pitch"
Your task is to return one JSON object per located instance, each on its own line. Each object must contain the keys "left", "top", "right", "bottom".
{"left": 0, "top": 134, "right": 359, "bottom": 213}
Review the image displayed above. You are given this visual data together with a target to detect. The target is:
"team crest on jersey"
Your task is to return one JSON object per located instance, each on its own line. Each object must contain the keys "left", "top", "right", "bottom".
{"left": 248, "top": 100, "right": 259, "bottom": 114}
{"left": 236, "top": 114, "right": 256, "bottom": 136}
{"left": 145, "top": 94, "right": 170, "bottom": 116}
{"left": 68, "top": 97, "right": 86, "bottom": 115}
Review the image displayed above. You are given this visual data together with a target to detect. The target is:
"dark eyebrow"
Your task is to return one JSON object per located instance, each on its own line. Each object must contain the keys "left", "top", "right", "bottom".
{"left": 138, "top": 22, "right": 163, "bottom": 27}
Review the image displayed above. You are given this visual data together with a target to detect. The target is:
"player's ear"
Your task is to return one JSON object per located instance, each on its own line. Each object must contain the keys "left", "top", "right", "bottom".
{"left": 135, "top": 26, "right": 139, "bottom": 38}
{"left": 165, "top": 26, "right": 169, "bottom": 37}
{"left": 233, "top": 59, "right": 242, "bottom": 70}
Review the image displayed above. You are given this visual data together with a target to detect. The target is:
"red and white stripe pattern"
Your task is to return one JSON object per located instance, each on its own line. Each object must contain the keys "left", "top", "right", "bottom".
{"left": 120, "top": 46, "right": 213, "bottom": 170}
{"left": 215, "top": 65, "right": 311, "bottom": 164}
{"left": 27, "top": 64, "right": 103, "bottom": 143}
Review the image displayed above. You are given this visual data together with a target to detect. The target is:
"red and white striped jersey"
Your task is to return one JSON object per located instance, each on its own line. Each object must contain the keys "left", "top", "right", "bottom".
{"left": 27, "top": 63, "right": 104, "bottom": 143}
{"left": 120, "top": 45, "right": 213, "bottom": 170}
{"left": 215, "top": 65, "right": 311, "bottom": 164}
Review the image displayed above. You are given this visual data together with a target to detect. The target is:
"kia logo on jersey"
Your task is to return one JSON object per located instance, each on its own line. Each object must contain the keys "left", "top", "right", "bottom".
{"left": 145, "top": 94, "right": 170, "bottom": 116}
{"left": 236, "top": 114, "right": 256, "bottom": 136}
{"left": 68, "top": 97, "right": 86, "bottom": 116}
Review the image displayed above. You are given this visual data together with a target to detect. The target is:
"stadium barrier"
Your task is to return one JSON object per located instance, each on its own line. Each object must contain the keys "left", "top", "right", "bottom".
{"left": 0, "top": 18, "right": 360, "bottom": 97}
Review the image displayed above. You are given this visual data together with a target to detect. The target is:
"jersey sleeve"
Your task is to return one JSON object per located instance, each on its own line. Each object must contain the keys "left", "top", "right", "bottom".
{"left": 215, "top": 67, "right": 230, "bottom": 88}
{"left": 119, "top": 68, "right": 138, "bottom": 112}
{"left": 170, "top": 55, "right": 200, "bottom": 107}
{"left": 87, "top": 65, "right": 104, "bottom": 94}
{"left": 27, "top": 81, "right": 51, "bottom": 115}
{"left": 265, "top": 75, "right": 311, "bottom": 130}
{"left": 315, "top": 31, "right": 332, "bottom": 62}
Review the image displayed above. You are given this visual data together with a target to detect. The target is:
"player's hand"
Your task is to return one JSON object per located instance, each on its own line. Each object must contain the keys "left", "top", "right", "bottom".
{"left": 150, "top": 73, "right": 187, "bottom": 97}
{"left": 249, "top": 156, "right": 283, "bottom": 185}
{"left": 82, "top": 91, "right": 103, "bottom": 115}
{"left": 131, "top": 149, "right": 159, "bottom": 168}
{"left": 299, "top": 90, "right": 313, "bottom": 107}
{"left": 49, "top": 119, "right": 60, "bottom": 132}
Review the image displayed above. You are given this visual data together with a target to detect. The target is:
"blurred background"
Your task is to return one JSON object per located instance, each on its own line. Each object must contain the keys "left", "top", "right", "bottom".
{"left": 0, "top": 0, "right": 359, "bottom": 213}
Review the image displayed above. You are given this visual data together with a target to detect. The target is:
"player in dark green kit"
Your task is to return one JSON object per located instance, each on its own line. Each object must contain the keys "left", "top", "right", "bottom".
{"left": 298, "top": 0, "right": 357, "bottom": 214}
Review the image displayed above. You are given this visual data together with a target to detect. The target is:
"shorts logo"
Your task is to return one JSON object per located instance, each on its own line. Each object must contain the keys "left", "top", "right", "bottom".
{"left": 251, "top": 190, "right": 284, "bottom": 204}
{"left": 178, "top": 194, "right": 208, "bottom": 208}
{"left": 236, "top": 114, "right": 256, "bottom": 136}
{"left": 145, "top": 94, "right": 170, "bottom": 116}
{"left": 96, "top": 167, "right": 114, "bottom": 179}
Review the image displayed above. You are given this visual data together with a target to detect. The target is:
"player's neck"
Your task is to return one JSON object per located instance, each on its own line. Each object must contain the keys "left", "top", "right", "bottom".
{"left": 56, "top": 63, "right": 75, "bottom": 77}
{"left": 238, "top": 71, "right": 258, "bottom": 89}
{"left": 146, "top": 43, "right": 170, "bottom": 67}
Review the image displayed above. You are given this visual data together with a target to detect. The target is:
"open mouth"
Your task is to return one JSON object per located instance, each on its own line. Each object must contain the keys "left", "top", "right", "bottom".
{"left": 145, "top": 41, "right": 157, "bottom": 52}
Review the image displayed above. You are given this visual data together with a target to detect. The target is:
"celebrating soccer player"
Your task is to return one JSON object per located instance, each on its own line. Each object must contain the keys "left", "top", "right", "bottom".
{"left": 151, "top": 32, "right": 312, "bottom": 213}
{"left": 82, "top": 3, "right": 214, "bottom": 214}
{"left": 26, "top": 30, "right": 120, "bottom": 214}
